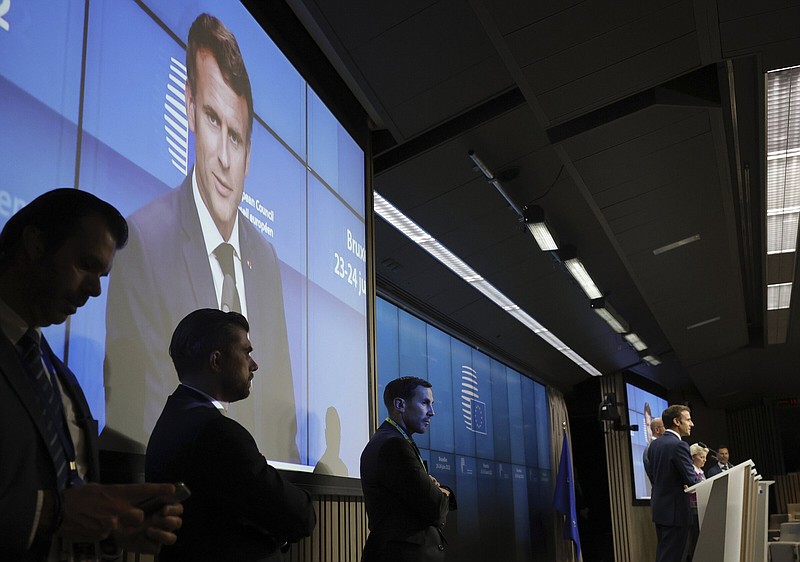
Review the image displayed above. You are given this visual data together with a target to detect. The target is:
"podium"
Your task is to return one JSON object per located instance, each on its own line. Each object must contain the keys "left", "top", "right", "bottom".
{"left": 686, "top": 460, "right": 773, "bottom": 562}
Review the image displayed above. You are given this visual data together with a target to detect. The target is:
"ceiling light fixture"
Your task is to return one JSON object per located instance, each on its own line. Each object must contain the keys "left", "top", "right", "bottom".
{"left": 686, "top": 316, "right": 721, "bottom": 330}
{"left": 652, "top": 234, "right": 701, "bottom": 256}
{"left": 590, "top": 297, "right": 630, "bottom": 334}
{"left": 523, "top": 205, "right": 559, "bottom": 251}
{"left": 374, "top": 192, "right": 602, "bottom": 376}
{"left": 640, "top": 352, "right": 662, "bottom": 366}
{"left": 623, "top": 332, "right": 648, "bottom": 352}
{"left": 557, "top": 245, "right": 603, "bottom": 300}
{"left": 765, "top": 65, "right": 800, "bottom": 344}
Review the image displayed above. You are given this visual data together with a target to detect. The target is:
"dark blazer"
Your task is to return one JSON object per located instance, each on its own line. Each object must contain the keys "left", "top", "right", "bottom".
{"left": 706, "top": 462, "right": 728, "bottom": 478}
{"left": 648, "top": 431, "right": 702, "bottom": 527}
{"left": 145, "top": 385, "right": 315, "bottom": 562}
{"left": 360, "top": 420, "right": 453, "bottom": 562}
{"left": 0, "top": 334, "right": 99, "bottom": 560}
{"left": 105, "top": 174, "right": 298, "bottom": 461}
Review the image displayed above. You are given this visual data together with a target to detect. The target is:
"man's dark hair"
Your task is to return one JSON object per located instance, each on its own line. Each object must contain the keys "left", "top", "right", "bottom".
{"left": 383, "top": 376, "right": 432, "bottom": 412}
{"left": 169, "top": 308, "right": 250, "bottom": 379}
{"left": 186, "top": 13, "right": 254, "bottom": 141}
{"left": 661, "top": 404, "right": 690, "bottom": 430}
{"left": 0, "top": 188, "right": 128, "bottom": 265}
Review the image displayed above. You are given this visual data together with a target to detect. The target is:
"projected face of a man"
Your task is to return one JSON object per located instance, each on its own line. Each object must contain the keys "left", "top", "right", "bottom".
{"left": 187, "top": 48, "right": 251, "bottom": 241}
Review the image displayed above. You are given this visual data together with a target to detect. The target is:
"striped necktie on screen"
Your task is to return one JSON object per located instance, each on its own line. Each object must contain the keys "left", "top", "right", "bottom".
{"left": 18, "top": 329, "right": 69, "bottom": 490}
{"left": 214, "top": 242, "right": 242, "bottom": 313}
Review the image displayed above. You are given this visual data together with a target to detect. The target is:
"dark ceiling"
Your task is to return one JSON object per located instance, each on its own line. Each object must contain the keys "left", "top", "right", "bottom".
{"left": 252, "top": 0, "right": 800, "bottom": 408}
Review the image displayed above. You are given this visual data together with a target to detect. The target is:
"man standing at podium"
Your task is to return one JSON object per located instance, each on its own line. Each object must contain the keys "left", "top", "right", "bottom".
{"left": 706, "top": 446, "right": 732, "bottom": 477}
{"left": 648, "top": 405, "right": 704, "bottom": 562}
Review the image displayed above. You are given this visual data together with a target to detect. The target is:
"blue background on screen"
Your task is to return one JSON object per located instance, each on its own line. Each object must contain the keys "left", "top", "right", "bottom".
{"left": 0, "top": 1, "right": 84, "bottom": 123}
{"left": 376, "top": 298, "right": 550, "bottom": 561}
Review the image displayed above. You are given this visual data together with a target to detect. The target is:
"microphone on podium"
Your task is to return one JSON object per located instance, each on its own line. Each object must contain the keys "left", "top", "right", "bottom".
{"left": 697, "top": 442, "right": 718, "bottom": 461}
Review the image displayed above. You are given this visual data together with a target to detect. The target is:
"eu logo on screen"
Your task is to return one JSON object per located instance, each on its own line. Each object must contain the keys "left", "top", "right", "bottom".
{"left": 460, "top": 365, "right": 487, "bottom": 435}
{"left": 164, "top": 56, "right": 189, "bottom": 175}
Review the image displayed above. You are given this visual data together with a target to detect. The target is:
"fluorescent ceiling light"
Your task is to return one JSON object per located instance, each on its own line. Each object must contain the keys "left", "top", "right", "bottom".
{"left": 623, "top": 332, "right": 648, "bottom": 352}
{"left": 590, "top": 298, "right": 629, "bottom": 334}
{"left": 563, "top": 257, "right": 603, "bottom": 300}
{"left": 524, "top": 206, "right": 558, "bottom": 251}
{"left": 374, "top": 192, "right": 602, "bottom": 377}
{"left": 767, "top": 283, "right": 792, "bottom": 310}
{"left": 641, "top": 353, "right": 662, "bottom": 366}
{"left": 526, "top": 222, "right": 559, "bottom": 251}
{"left": 652, "top": 234, "right": 701, "bottom": 256}
{"left": 686, "top": 316, "right": 720, "bottom": 330}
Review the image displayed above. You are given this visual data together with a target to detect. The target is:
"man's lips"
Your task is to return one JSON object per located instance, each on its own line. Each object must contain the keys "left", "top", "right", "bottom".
{"left": 213, "top": 173, "right": 234, "bottom": 195}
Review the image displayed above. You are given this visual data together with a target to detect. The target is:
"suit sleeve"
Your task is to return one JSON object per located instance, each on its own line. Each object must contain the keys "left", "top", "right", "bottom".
{"left": 375, "top": 438, "right": 450, "bottom": 527}
{"left": 192, "top": 416, "right": 315, "bottom": 543}
{"left": 672, "top": 441, "right": 703, "bottom": 487}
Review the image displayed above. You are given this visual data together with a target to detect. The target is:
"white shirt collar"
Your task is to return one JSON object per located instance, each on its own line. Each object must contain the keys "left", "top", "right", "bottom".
{"left": 181, "top": 383, "right": 228, "bottom": 413}
{"left": 665, "top": 429, "right": 682, "bottom": 439}
{"left": 191, "top": 168, "right": 242, "bottom": 257}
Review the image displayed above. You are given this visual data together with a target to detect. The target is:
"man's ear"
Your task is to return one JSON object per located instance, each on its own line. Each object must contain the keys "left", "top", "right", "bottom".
{"left": 393, "top": 397, "right": 405, "bottom": 413}
{"left": 209, "top": 350, "right": 223, "bottom": 373}
{"left": 21, "top": 225, "right": 45, "bottom": 262}
{"left": 186, "top": 80, "right": 196, "bottom": 134}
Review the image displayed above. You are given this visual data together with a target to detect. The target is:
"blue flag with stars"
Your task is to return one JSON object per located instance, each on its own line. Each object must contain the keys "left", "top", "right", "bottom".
{"left": 553, "top": 431, "right": 581, "bottom": 560}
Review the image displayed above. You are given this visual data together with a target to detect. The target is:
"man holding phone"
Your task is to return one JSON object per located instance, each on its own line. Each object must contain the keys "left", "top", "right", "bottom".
{"left": 0, "top": 189, "right": 184, "bottom": 561}
{"left": 146, "top": 308, "right": 315, "bottom": 561}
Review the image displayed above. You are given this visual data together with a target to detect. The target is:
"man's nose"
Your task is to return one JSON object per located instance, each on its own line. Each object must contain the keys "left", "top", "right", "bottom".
{"left": 219, "top": 132, "right": 231, "bottom": 168}
{"left": 86, "top": 274, "right": 102, "bottom": 298}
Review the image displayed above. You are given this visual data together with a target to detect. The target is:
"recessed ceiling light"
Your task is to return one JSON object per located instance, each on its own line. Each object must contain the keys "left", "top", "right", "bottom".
{"left": 652, "top": 234, "right": 701, "bottom": 256}
{"left": 686, "top": 316, "right": 720, "bottom": 330}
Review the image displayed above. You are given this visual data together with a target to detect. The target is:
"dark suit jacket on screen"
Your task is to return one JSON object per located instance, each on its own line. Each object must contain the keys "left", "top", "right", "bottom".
{"left": 360, "top": 420, "right": 454, "bottom": 562}
{"left": 145, "top": 385, "right": 315, "bottom": 562}
{"left": 0, "top": 334, "right": 99, "bottom": 561}
{"left": 648, "top": 431, "right": 702, "bottom": 527}
{"left": 105, "top": 174, "right": 297, "bottom": 461}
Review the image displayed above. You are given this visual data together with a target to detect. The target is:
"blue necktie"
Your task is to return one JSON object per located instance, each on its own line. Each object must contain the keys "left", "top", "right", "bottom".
{"left": 18, "top": 330, "right": 69, "bottom": 490}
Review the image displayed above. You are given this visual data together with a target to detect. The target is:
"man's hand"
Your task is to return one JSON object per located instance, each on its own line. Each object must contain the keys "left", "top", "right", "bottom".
{"left": 429, "top": 474, "right": 450, "bottom": 497}
{"left": 57, "top": 483, "right": 182, "bottom": 547}
{"left": 112, "top": 501, "right": 184, "bottom": 554}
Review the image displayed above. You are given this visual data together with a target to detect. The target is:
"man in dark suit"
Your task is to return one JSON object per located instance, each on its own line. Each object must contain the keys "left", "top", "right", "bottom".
{"left": 643, "top": 416, "right": 665, "bottom": 483}
{"left": 0, "top": 189, "right": 183, "bottom": 561}
{"left": 360, "top": 376, "right": 456, "bottom": 562}
{"left": 145, "top": 308, "right": 315, "bottom": 561}
{"left": 706, "top": 446, "right": 732, "bottom": 477}
{"left": 105, "top": 13, "right": 297, "bottom": 461}
{"left": 648, "top": 404, "right": 703, "bottom": 562}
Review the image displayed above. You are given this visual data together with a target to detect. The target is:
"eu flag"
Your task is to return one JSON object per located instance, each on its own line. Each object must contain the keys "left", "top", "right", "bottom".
{"left": 553, "top": 432, "right": 581, "bottom": 560}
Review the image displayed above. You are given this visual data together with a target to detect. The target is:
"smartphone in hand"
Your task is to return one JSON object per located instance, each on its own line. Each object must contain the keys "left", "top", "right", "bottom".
{"left": 137, "top": 482, "right": 191, "bottom": 516}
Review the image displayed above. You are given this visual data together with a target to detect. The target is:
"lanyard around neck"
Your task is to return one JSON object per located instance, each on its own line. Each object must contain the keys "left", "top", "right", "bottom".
{"left": 385, "top": 417, "right": 426, "bottom": 471}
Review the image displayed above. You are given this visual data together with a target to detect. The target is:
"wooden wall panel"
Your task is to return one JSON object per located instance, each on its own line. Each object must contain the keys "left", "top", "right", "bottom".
{"left": 126, "top": 495, "right": 367, "bottom": 562}
{"left": 602, "top": 374, "right": 657, "bottom": 562}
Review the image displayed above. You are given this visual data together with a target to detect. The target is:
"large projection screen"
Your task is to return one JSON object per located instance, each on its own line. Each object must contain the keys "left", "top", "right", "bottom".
{"left": 626, "top": 381, "right": 668, "bottom": 501}
{"left": 0, "top": 0, "right": 368, "bottom": 477}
